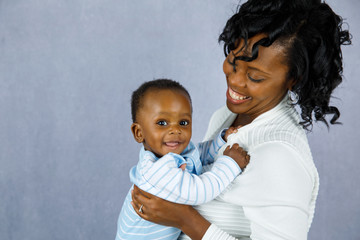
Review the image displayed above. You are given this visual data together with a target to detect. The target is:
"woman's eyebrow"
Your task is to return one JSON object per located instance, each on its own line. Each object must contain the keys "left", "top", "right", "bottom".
{"left": 248, "top": 66, "right": 270, "bottom": 76}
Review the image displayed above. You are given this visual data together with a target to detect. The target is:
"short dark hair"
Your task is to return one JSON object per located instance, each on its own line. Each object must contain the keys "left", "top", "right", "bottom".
{"left": 219, "top": 0, "right": 352, "bottom": 130}
{"left": 131, "top": 79, "right": 192, "bottom": 123}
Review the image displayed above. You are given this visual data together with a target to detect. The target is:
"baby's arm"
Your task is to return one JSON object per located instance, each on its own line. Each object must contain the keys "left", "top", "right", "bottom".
{"left": 137, "top": 146, "right": 250, "bottom": 205}
{"left": 198, "top": 127, "right": 242, "bottom": 166}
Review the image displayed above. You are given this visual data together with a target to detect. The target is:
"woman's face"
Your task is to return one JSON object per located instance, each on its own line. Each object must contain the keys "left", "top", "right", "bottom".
{"left": 223, "top": 34, "right": 293, "bottom": 121}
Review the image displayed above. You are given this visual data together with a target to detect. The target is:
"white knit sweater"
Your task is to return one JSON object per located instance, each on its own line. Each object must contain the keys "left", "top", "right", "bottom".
{"left": 179, "top": 97, "right": 319, "bottom": 240}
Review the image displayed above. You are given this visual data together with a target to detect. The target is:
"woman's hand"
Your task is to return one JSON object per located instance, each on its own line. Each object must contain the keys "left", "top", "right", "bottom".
{"left": 131, "top": 185, "right": 211, "bottom": 240}
{"left": 131, "top": 185, "right": 188, "bottom": 228}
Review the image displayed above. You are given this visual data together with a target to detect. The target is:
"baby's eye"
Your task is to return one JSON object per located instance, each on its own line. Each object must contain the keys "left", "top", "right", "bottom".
{"left": 179, "top": 120, "right": 189, "bottom": 126}
{"left": 157, "top": 120, "right": 167, "bottom": 126}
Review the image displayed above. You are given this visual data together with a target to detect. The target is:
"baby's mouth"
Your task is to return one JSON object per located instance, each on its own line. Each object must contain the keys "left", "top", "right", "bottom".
{"left": 165, "top": 141, "right": 182, "bottom": 148}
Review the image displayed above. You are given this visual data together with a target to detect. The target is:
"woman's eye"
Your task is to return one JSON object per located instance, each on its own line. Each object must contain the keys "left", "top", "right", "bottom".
{"left": 157, "top": 120, "right": 167, "bottom": 126}
{"left": 179, "top": 120, "right": 189, "bottom": 126}
{"left": 247, "top": 73, "right": 264, "bottom": 83}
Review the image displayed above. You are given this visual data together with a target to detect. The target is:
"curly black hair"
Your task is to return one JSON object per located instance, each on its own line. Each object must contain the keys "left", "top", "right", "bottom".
{"left": 131, "top": 79, "right": 192, "bottom": 123}
{"left": 219, "top": 0, "right": 351, "bottom": 130}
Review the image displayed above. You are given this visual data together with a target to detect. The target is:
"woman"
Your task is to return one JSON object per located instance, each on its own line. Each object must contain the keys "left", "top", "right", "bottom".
{"left": 131, "top": 0, "right": 351, "bottom": 239}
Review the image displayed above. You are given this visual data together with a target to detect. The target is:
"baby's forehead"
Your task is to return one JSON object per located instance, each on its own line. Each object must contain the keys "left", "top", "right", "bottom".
{"left": 142, "top": 88, "right": 191, "bottom": 103}
{"left": 138, "top": 88, "right": 192, "bottom": 114}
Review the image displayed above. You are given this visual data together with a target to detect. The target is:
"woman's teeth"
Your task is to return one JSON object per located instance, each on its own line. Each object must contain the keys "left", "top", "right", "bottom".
{"left": 229, "top": 88, "right": 250, "bottom": 100}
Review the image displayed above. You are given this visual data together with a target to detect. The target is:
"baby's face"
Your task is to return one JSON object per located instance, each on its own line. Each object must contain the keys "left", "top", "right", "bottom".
{"left": 135, "top": 89, "right": 192, "bottom": 157}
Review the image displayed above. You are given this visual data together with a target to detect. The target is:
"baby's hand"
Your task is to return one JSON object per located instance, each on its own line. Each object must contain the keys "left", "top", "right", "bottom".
{"left": 223, "top": 144, "right": 250, "bottom": 171}
{"left": 223, "top": 126, "right": 242, "bottom": 142}
{"left": 179, "top": 163, "right": 187, "bottom": 171}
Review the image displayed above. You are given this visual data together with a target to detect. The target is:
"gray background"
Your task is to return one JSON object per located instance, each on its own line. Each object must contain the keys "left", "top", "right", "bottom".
{"left": 0, "top": 0, "right": 359, "bottom": 239}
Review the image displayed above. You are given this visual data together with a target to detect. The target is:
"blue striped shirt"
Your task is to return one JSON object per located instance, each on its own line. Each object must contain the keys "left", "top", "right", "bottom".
{"left": 116, "top": 131, "right": 241, "bottom": 240}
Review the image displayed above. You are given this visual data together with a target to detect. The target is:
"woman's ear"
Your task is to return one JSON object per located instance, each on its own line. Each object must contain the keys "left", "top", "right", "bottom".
{"left": 131, "top": 123, "right": 144, "bottom": 143}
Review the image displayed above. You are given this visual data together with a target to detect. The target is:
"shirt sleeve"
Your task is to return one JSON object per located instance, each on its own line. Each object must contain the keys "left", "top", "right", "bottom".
{"left": 202, "top": 142, "right": 313, "bottom": 240}
{"left": 137, "top": 152, "right": 241, "bottom": 205}
{"left": 197, "top": 129, "right": 227, "bottom": 166}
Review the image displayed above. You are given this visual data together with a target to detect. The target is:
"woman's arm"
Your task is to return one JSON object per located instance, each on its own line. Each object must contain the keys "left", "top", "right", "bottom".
{"left": 132, "top": 141, "right": 314, "bottom": 239}
{"left": 131, "top": 185, "right": 211, "bottom": 240}
{"left": 132, "top": 186, "right": 243, "bottom": 240}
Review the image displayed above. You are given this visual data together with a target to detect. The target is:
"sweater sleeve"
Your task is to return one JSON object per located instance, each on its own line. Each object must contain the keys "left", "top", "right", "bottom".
{"left": 202, "top": 224, "right": 237, "bottom": 240}
{"left": 137, "top": 153, "right": 241, "bottom": 205}
{"left": 202, "top": 142, "right": 313, "bottom": 240}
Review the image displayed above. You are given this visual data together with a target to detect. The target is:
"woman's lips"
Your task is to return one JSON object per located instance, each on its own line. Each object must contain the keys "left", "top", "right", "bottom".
{"left": 227, "top": 87, "right": 251, "bottom": 104}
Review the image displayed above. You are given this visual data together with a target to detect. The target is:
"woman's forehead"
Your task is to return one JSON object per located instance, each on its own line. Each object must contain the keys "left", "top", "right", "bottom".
{"left": 233, "top": 33, "right": 268, "bottom": 52}
{"left": 232, "top": 36, "right": 288, "bottom": 70}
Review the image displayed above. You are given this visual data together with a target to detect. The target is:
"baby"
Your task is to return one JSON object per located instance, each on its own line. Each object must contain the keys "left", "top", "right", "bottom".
{"left": 115, "top": 79, "right": 250, "bottom": 240}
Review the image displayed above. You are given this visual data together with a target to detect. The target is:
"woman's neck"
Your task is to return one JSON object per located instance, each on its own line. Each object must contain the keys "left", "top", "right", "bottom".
{"left": 231, "top": 114, "right": 254, "bottom": 128}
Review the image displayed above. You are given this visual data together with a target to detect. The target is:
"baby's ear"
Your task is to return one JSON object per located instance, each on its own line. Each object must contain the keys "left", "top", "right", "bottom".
{"left": 131, "top": 123, "right": 144, "bottom": 143}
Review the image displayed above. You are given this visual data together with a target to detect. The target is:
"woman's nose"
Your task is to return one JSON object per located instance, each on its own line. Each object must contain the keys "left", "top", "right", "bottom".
{"left": 228, "top": 71, "right": 247, "bottom": 88}
{"left": 224, "top": 59, "right": 247, "bottom": 88}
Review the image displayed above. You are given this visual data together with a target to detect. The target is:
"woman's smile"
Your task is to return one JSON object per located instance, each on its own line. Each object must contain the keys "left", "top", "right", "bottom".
{"left": 227, "top": 87, "right": 252, "bottom": 104}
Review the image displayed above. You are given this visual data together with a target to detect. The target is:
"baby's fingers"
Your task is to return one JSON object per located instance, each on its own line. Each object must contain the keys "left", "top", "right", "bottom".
{"left": 227, "top": 127, "right": 238, "bottom": 134}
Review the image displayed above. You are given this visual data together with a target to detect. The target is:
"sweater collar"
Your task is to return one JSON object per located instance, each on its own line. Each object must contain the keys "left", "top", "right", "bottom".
{"left": 226, "top": 94, "right": 293, "bottom": 129}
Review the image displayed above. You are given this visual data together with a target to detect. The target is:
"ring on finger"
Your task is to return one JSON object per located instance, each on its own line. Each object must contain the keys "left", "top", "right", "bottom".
{"left": 139, "top": 204, "right": 144, "bottom": 213}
